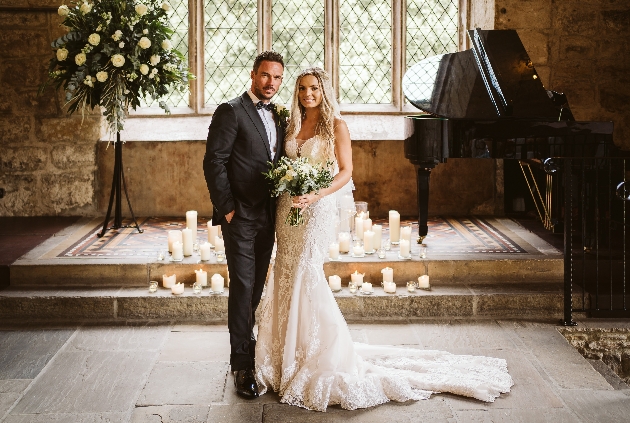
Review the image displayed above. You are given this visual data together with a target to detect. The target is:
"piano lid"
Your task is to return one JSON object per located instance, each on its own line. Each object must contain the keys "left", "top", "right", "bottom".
{"left": 403, "top": 29, "right": 561, "bottom": 120}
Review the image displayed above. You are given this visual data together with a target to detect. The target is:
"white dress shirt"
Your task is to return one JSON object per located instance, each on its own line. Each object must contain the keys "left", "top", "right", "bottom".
{"left": 247, "top": 90, "right": 277, "bottom": 160}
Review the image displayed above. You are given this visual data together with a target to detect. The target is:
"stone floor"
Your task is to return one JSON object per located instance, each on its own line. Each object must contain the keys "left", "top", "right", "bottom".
{"left": 1, "top": 319, "right": 629, "bottom": 423}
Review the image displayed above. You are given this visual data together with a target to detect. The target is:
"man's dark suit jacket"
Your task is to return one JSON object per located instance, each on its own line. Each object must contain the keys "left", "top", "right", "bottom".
{"left": 204, "top": 92, "right": 285, "bottom": 224}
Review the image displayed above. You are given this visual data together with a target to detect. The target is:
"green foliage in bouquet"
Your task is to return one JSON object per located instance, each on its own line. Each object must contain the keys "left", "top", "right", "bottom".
{"left": 41, "top": 0, "right": 195, "bottom": 134}
{"left": 263, "top": 156, "right": 334, "bottom": 226}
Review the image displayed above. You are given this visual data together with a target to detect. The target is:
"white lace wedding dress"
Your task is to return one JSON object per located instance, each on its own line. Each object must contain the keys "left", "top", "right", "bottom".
{"left": 255, "top": 134, "right": 513, "bottom": 412}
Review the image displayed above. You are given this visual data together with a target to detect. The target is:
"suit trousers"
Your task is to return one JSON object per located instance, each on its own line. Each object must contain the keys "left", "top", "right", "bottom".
{"left": 221, "top": 203, "right": 275, "bottom": 371}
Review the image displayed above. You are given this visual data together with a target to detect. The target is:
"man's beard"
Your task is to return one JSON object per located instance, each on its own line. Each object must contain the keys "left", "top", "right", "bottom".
{"left": 254, "top": 85, "right": 276, "bottom": 100}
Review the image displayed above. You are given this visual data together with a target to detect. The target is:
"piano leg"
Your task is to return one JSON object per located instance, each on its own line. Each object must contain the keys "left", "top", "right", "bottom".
{"left": 416, "top": 167, "right": 431, "bottom": 243}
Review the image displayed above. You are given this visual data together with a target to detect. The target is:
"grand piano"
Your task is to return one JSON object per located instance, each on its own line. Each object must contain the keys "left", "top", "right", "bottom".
{"left": 403, "top": 28, "right": 616, "bottom": 242}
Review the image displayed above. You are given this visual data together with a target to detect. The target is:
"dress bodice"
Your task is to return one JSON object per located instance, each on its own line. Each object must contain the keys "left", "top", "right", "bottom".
{"left": 285, "top": 135, "right": 331, "bottom": 166}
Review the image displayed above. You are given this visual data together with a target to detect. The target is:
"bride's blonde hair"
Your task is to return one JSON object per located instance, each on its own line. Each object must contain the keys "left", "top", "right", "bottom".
{"left": 286, "top": 67, "right": 340, "bottom": 161}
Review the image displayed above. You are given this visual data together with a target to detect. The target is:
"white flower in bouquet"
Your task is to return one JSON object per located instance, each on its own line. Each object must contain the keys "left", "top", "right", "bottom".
{"left": 56, "top": 48, "right": 68, "bottom": 61}
{"left": 138, "top": 37, "right": 151, "bottom": 49}
{"left": 142, "top": 29, "right": 148, "bottom": 34}
{"left": 150, "top": 55, "right": 160, "bottom": 66}
{"left": 161, "top": 39, "right": 172, "bottom": 51}
{"left": 135, "top": 4, "right": 148, "bottom": 16}
{"left": 111, "top": 53, "right": 125, "bottom": 67}
{"left": 139, "top": 64, "right": 149, "bottom": 75}
{"left": 162, "top": 2, "right": 171, "bottom": 11}
{"left": 75, "top": 53, "right": 86, "bottom": 66}
{"left": 80, "top": 2, "right": 92, "bottom": 14}
{"left": 112, "top": 30, "right": 123, "bottom": 41}
{"left": 96, "top": 71, "right": 108, "bottom": 82}
{"left": 88, "top": 33, "right": 100, "bottom": 46}
{"left": 58, "top": 5, "right": 69, "bottom": 16}
{"left": 83, "top": 76, "right": 94, "bottom": 87}
{"left": 118, "top": 41, "right": 125, "bottom": 48}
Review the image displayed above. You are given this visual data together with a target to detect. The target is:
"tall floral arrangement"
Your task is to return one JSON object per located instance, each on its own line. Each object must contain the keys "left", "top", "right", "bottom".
{"left": 42, "top": 0, "right": 194, "bottom": 134}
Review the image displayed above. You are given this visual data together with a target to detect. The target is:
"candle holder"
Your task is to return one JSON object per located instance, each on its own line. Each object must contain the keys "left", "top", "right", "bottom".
{"left": 193, "top": 243, "right": 199, "bottom": 253}
{"left": 171, "top": 256, "right": 183, "bottom": 262}
{"left": 148, "top": 280, "right": 158, "bottom": 293}
{"left": 377, "top": 248, "right": 386, "bottom": 259}
{"left": 359, "top": 288, "right": 373, "bottom": 295}
{"left": 328, "top": 256, "right": 343, "bottom": 262}
{"left": 384, "top": 239, "right": 391, "bottom": 251}
{"left": 419, "top": 244, "right": 427, "bottom": 259}
{"left": 364, "top": 248, "right": 376, "bottom": 255}
{"left": 156, "top": 250, "right": 166, "bottom": 261}
{"left": 417, "top": 283, "right": 431, "bottom": 291}
{"left": 216, "top": 251, "right": 225, "bottom": 262}
{"left": 348, "top": 282, "right": 357, "bottom": 294}
{"left": 199, "top": 251, "right": 215, "bottom": 263}
{"left": 330, "top": 286, "right": 342, "bottom": 293}
{"left": 209, "top": 288, "right": 224, "bottom": 295}
{"left": 397, "top": 253, "right": 412, "bottom": 260}
{"left": 351, "top": 251, "right": 365, "bottom": 258}
{"left": 406, "top": 281, "right": 416, "bottom": 293}
{"left": 192, "top": 282, "right": 203, "bottom": 295}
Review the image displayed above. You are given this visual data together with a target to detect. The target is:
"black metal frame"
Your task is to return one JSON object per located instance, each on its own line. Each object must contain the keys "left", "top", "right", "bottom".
{"left": 97, "top": 132, "right": 142, "bottom": 238}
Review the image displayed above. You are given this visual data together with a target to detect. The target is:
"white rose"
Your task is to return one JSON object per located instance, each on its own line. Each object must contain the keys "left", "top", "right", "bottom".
{"left": 161, "top": 39, "right": 172, "bottom": 51}
{"left": 143, "top": 29, "right": 148, "bottom": 34}
{"left": 151, "top": 67, "right": 158, "bottom": 74}
{"left": 162, "top": 2, "right": 171, "bottom": 11}
{"left": 112, "top": 30, "right": 123, "bottom": 41}
{"left": 58, "top": 5, "right": 69, "bottom": 16}
{"left": 75, "top": 53, "right": 86, "bottom": 66}
{"left": 96, "top": 71, "right": 108, "bottom": 82}
{"left": 139, "top": 64, "right": 149, "bottom": 75}
{"left": 88, "top": 33, "right": 100, "bottom": 46}
{"left": 148, "top": 73, "right": 154, "bottom": 79}
{"left": 135, "top": 4, "right": 148, "bottom": 16}
{"left": 111, "top": 54, "right": 125, "bottom": 67}
{"left": 138, "top": 37, "right": 151, "bottom": 49}
{"left": 149, "top": 54, "right": 160, "bottom": 66}
{"left": 80, "top": 2, "right": 92, "bottom": 14}
{"left": 119, "top": 41, "right": 125, "bottom": 48}
{"left": 56, "top": 48, "right": 68, "bottom": 61}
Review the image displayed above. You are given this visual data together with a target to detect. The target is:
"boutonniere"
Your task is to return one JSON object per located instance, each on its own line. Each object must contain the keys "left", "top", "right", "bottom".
{"left": 273, "top": 104, "right": 290, "bottom": 127}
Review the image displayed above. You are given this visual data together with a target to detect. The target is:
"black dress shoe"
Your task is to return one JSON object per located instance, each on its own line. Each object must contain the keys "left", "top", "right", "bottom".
{"left": 234, "top": 369, "right": 259, "bottom": 399}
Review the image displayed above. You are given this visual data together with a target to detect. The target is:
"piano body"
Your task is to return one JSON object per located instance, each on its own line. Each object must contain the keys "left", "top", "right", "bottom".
{"left": 403, "top": 29, "right": 615, "bottom": 242}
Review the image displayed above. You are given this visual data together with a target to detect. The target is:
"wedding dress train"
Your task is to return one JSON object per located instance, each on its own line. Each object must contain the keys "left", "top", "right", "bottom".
{"left": 255, "top": 134, "right": 513, "bottom": 411}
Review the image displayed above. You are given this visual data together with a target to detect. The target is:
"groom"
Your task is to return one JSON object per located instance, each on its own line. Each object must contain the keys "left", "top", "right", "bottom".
{"left": 203, "top": 51, "right": 285, "bottom": 399}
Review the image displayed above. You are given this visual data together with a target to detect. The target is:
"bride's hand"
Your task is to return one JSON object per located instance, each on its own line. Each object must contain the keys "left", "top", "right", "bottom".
{"left": 292, "top": 192, "right": 320, "bottom": 209}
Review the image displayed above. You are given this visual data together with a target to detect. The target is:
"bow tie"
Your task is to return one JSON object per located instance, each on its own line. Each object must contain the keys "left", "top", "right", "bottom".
{"left": 256, "top": 101, "right": 274, "bottom": 111}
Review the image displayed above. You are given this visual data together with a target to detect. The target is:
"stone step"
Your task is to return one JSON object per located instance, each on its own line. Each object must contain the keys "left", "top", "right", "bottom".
{"left": 0, "top": 282, "right": 572, "bottom": 323}
{"left": 9, "top": 256, "right": 563, "bottom": 288}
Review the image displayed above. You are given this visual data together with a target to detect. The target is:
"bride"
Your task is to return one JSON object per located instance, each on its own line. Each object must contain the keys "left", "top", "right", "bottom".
{"left": 254, "top": 67, "right": 513, "bottom": 412}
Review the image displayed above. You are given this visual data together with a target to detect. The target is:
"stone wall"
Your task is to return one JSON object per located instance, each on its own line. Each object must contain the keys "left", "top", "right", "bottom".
{"left": 0, "top": 1, "right": 102, "bottom": 217}
{"left": 495, "top": 0, "right": 630, "bottom": 149}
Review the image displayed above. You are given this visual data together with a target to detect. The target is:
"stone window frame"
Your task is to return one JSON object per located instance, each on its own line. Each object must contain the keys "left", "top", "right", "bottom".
{"left": 131, "top": 0, "right": 467, "bottom": 118}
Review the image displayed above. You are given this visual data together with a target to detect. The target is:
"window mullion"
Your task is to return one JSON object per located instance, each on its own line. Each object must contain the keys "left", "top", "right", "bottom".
{"left": 326, "top": 0, "right": 339, "bottom": 97}
{"left": 191, "top": 0, "right": 204, "bottom": 112}
{"left": 260, "top": 0, "right": 272, "bottom": 52}
{"left": 392, "top": 0, "right": 403, "bottom": 109}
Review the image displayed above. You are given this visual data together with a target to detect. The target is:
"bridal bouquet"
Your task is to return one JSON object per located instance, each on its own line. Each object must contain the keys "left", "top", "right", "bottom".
{"left": 42, "top": 0, "right": 194, "bottom": 134}
{"left": 263, "top": 157, "right": 334, "bottom": 226}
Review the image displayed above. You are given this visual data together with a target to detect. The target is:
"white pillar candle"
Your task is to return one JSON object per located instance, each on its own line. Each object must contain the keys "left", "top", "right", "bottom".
{"left": 384, "top": 281, "right": 397, "bottom": 293}
{"left": 172, "top": 241, "right": 183, "bottom": 261}
{"left": 214, "top": 236, "right": 225, "bottom": 253}
{"left": 338, "top": 232, "right": 351, "bottom": 253}
{"left": 381, "top": 267, "right": 393, "bottom": 283}
{"left": 401, "top": 226, "right": 412, "bottom": 242}
{"left": 400, "top": 239, "right": 410, "bottom": 258}
{"left": 389, "top": 210, "right": 401, "bottom": 243}
{"left": 211, "top": 273, "right": 224, "bottom": 292}
{"left": 350, "top": 271, "right": 364, "bottom": 286}
{"left": 363, "top": 217, "right": 372, "bottom": 233}
{"left": 328, "top": 275, "right": 341, "bottom": 291}
{"left": 182, "top": 228, "right": 193, "bottom": 256}
{"left": 195, "top": 268, "right": 207, "bottom": 286}
{"left": 200, "top": 242, "right": 211, "bottom": 261}
{"left": 329, "top": 243, "right": 340, "bottom": 260}
{"left": 361, "top": 282, "right": 373, "bottom": 292}
{"left": 355, "top": 216, "right": 364, "bottom": 240}
{"left": 186, "top": 211, "right": 197, "bottom": 243}
{"left": 167, "top": 230, "right": 182, "bottom": 253}
{"left": 372, "top": 224, "right": 382, "bottom": 250}
{"left": 352, "top": 243, "right": 364, "bottom": 256}
{"left": 363, "top": 230, "right": 374, "bottom": 252}
{"left": 418, "top": 275, "right": 430, "bottom": 288}
{"left": 171, "top": 282, "right": 184, "bottom": 295}
{"left": 162, "top": 274, "right": 176, "bottom": 288}
{"left": 207, "top": 221, "right": 219, "bottom": 247}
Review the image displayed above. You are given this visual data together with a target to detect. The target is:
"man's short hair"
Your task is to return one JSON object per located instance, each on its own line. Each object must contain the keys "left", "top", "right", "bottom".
{"left": 253, "top": 51, "right": 284, "bottom": 73}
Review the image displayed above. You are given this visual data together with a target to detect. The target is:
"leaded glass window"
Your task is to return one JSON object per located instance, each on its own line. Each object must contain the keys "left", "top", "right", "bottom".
{"left": 339, "top": 0, "right": 392, "bottom": 104}
{"left": 406, "top": 0, "right": 458, "bottom": 67}
{"left": 272, "top": 0, "right": 325, "bottom": 105}
{"left": 204, "top": 0, "right": 258, "bottom": 105}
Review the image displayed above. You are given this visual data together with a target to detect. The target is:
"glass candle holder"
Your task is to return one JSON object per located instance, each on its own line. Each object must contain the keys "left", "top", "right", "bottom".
{"left": 406, "top": 281, "right": 416, "bottom": 293}
{"left": 216, "top": 251, "right": 225, "bottom": 262}
{"left": 193, "top": 242, "right": 200, "bottom": 253}
{"left": 156, "top": 250, "right": 165, "bottom": 261}
{"left": 148, "top": 280, "right": 158, "bottom": 293}
{"left": 193, "top": 281, "right": 202, "bottom": 295}
{"left": 419, "top": 244, "right": 427, "bottom": 259}
{"left": 348, "top": 281, "right": 357, "bottom": 294}
{"left": 377, "top": 248, "right": 386, "bottom": 259}
{"left": 384, "top": 239, "right": 391, "bottom": 251}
